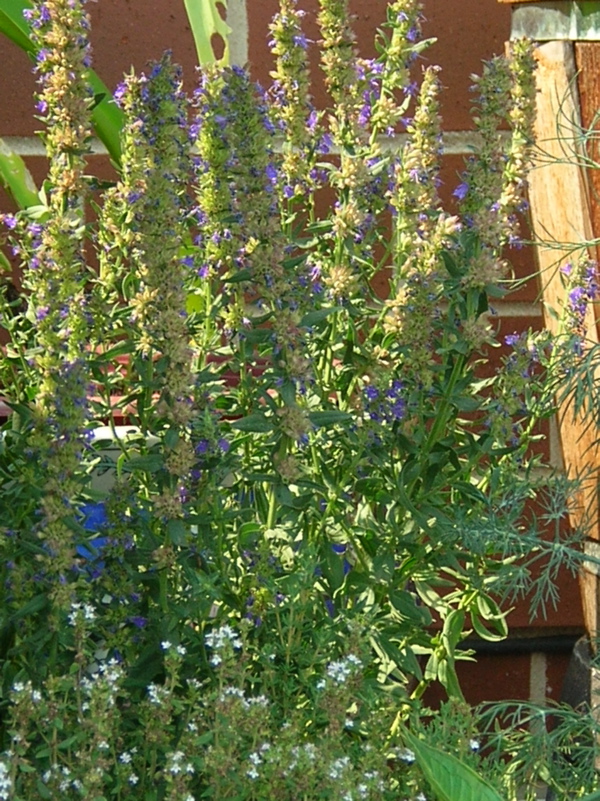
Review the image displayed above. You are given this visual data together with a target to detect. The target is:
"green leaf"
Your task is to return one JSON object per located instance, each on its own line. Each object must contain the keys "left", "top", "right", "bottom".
{"left": 0, "top": 137, "right": 39, "bottom": 208}
{"left": 308, "top": 410, "right": 352, "bottom": 427}
{"left": 471, "top": 612, "right": 508, "bottom": 642}
{"left": 389, "top": 589, "right": 432, "bottom": 626}
{"left": 231, "top": 414, "right": 274, "bottom": 433}
{"left": 441, "top": 609, "right": 466, "bottom": 658}
{"left": 124, "top": 454, "right": 164, "bottom": 473}
{"left": 223, "top": 268, "right": 253, "bottom": 284}
{"left": 12, "top": 593, "right": 48, "bottom": 621}
{"left": 402, "top": 728, "right": 504, "bottom": 801}
{"left": 0, "top": 0, "right": 32, "bottom": 52}
{"left": 579, "top": 792, "right": 600, "bottom": 801}
{"left": 183, "top": 0, "right": 232, "bottom": 66}
{"left": 35, "top": 780, "right": 52, "bottom": 799}
{"left": 300, "top": 307, "right": 344, "bottom": 327}
{"left": 167, "top": 519, "right": 188, "bottom": 546}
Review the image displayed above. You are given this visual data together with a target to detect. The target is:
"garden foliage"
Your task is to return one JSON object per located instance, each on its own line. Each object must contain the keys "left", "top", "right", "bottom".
{"left": 0, "top": 0, "right": 597, "bottom": 798}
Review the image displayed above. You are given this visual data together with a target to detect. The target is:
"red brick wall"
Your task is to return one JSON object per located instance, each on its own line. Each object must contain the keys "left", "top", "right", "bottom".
{"left": 0, "top": 0, "right": 585, "bottom": 707}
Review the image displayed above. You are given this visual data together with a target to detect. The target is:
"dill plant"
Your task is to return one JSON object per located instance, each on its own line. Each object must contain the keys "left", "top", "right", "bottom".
{"left": 0, "top": 0, "right": 596, "bottom": 798}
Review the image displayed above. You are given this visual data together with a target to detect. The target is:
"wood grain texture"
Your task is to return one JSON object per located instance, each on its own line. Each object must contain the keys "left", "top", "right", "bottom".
{"left": 576, "top": 43, "right": 600, "bottom": 255}
{"left": 528, "top": 40, "right": 600, "bottom": 641}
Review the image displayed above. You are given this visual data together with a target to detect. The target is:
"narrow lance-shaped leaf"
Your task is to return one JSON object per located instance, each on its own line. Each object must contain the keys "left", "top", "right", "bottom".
{"left": 183, "top": 0, "right": 232, "bottom": 65}
{"left": 402, "top": 727, "right": 504, "bottom": 801}
{"left": 0, "top": 137, "right": 39, "bottom": 208}
{"left": 0, "top": 0, "right": 124, "bottom": 164}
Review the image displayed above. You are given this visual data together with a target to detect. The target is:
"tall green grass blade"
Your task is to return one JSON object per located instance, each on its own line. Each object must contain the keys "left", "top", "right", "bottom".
{"left": 0, "top": 0, "right": 31, "bottom": 52}
{"left": 86, "top": 72, "right": 124, "bottom": 165}
{"left": 402, "top": 728, "right": 504, "bottom": 801}
{"left": 183, "top": 0, "right": 232, "bottom": 65}
{"left": 0, "top": 250, "right": 11, "bottom": 272}
{"left": 0, "top": 0, "right": 124, "bottom": 164}
{"left": 0, "top": 137, "right": 39, "bottom": 209}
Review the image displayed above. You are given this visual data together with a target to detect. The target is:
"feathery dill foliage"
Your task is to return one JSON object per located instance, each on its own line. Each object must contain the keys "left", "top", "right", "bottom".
{"left": 0, "top": 0, "right": 596, "bottom": 798}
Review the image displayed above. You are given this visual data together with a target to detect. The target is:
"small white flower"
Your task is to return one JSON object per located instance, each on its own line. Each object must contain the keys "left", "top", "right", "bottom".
{"left": 249, "top": 752, "right": 262, "bottom": 766}
{"left": 247, "top": 766, "right": 259, "bottom": 780}
{"left": 119, "top": 752, "right": 132, "bottom": 764}
{"left": 397, "top": 747, "right": 416, "bottom": 764}
{"left": 210, "top": 654, "right": 222, "bottom": 667}
{"left": 98, "top": 741, "right": 109, "bottom": 751}
{"left": 161, "top": 640, "right": 172, "bottom": 651}
{"left": 129, "top": 774, "right": 139, "bottom": 785}
{"left": 187, "top": 721, "right": 199, "bottom": 732}
{"left": 176, "top": 644, "right": 187, "bottom": 656}
{"left": 328, "top": 756, "right": 350, "bottom": 780}
{"left": 220, "top": 686, "right": 245, "bottom": 702}
{"left": 315, "top": 679, "right": 326, "bottom": 690}
{"left": 344, "top": 718, "right": 354, "bottom": 728}
{"left": 304, "top": 743, "right": 317, "bottom": 760}
{"left": 83, "top": 603, "right": 96, "bottom": 621}
{"left": 245, "top": 694, "right": 269, "bottom": 708}
{"left": 147, "top": 683, "right": 164, "bottom": 704}
{"left": 469, "top": 738, "right": 480, "bottom": 752}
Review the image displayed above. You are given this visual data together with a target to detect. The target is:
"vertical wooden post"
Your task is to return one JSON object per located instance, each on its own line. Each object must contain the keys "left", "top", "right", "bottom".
{"left": 497, "top": 2, "right": 600, "bottom": 644}
{"left": 527, "top": 40, "right": 600, "bottom": 644}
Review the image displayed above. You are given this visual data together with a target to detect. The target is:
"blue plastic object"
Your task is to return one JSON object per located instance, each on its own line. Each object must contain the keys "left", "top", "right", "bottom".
{"left": 77, "top": 502, "right": 109, "bottom": 563}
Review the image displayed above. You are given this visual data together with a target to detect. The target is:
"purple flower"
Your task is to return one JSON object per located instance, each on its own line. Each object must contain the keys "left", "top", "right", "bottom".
{"left": 2, "top": 214, "right": 18, "bottom": 230}
{"left": 195, "top": 439, "right": 210, "bottom": 455}
{"left": 317, "top": 133, "right": 333, "bottom": 154}
{"left": 113, "top": 82, "right": 127, "bottom": 105}
{"left": 453, "top": 182, "right": 469, "bottom": 201}
{"left": 128, "top": 616, "right": 148, "bottom": 629}
{"left": 292, "top": 33, "right": 309, "bottom": 49}
{"left": 265, "top": 163, "right": 278, "bottom": 184}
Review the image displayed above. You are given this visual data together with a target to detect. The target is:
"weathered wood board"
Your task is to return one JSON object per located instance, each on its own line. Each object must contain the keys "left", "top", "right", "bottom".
{"left": 527, "top": 40, "right": 600, "bottom": 641}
